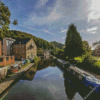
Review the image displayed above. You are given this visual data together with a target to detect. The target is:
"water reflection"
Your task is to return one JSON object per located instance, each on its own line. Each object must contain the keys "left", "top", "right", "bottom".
{"left": 2, "top": 58, "right": 84, "bottom": 100}
{"left": 63, "top": 73, "right": 77, "bottom": 100}
{"left": 37, "top": 58, "right": 56, "bottom": 71}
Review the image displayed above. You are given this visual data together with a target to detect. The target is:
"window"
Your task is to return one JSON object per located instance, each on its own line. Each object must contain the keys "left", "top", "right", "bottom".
{"left": 22, "top": 45, "right": 24, "bottom": 48}
{"left": 0, "top": 58, "right": 3, "bottom": 62}
{"left": 6, "top": 40, "right": 9, "bottom": 46}
{"left": 6, "top": 57, "right": 9, "bottom": 61}
{"left": 19, "top": 46, "right": 21, "bottom": 48}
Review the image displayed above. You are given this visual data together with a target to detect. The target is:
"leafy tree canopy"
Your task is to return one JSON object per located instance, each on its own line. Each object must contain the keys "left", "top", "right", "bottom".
{"left": 0, "top": 2, "right": 11, "bottom": 30}
{"left": 82, "top": 41, "right": 91, "bottom": 53}
{"left": 65, "top": 23, "right": 84, "bottom": 59}
{"left": 51, "top": 41, "right": 65, "bottom": 49}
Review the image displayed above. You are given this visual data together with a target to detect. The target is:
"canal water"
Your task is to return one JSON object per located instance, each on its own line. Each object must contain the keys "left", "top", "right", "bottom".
{"left": 2, "top": 59, "right": 84, "bottom": 100}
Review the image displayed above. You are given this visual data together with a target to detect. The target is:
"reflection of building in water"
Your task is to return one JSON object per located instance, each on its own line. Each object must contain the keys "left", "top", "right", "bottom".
{"left": 21, "top": 67, "right": 37, "bottom": 81}
{"left": 63, "top": 74, "right": 76, "bottom": 100}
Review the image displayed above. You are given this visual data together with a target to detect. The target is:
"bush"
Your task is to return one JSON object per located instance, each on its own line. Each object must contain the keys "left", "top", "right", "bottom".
{"left": 33, "top": 56, "right": 41, "bottom": 64}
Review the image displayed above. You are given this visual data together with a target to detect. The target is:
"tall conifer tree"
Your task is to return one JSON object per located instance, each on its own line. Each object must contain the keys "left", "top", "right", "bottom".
{"left": 65, "top": 24, "right": 83, "bottom": 59}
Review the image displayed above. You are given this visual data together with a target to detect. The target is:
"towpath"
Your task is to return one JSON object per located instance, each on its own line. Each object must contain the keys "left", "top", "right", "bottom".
{"left": 0, "top": 63, "right": 34, "bottom": 94}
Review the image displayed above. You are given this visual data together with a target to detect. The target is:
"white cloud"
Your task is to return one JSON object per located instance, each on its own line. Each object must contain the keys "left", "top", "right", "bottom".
{"left": 62, "top": 37, "right": 65, "bottom": 39}
{"left": 42, "top": 29, "right": 54, "bottom": 35}
{"left": 87, "top": 0, "right": 100, "bottom": 21}
{"left": 36, "top": 0, "right": 49, "bottom": 8}
{"left": 60, "top": 29, "right": 67, "bottom": 33}
{"left": 87, "top": 27, "right": 97, "bottom": 34}
{"left": 87, "top": 27, "right": 97, "bottom": 32}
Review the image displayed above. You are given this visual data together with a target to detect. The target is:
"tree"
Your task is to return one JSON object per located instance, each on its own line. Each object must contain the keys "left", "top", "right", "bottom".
{"left": 82, "top": 41, "right": 91, "bottom": 53}
{"left": 13, "top": 19, "right": 18, "bottom": 25}
{"left": 0, "top": 2, "right": 18, "bottom": 30}
{"left": 0, "top": 2, "right": 11, "bottom": 30}
{"left": 65, "top": 24, "right": 84, "bottom": 59}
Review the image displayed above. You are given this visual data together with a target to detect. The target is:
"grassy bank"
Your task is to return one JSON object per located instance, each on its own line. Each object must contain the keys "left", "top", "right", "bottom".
{"left": 53, "top": 53, "right": 100, "bottom": 75}
{"left": 69, "top": 54, "right": 100, "bottom": 75}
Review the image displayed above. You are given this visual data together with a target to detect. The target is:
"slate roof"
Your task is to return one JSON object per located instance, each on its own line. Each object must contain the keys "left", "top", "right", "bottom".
{"left": 13, "top": 39, "right": 30, "bottom": 44}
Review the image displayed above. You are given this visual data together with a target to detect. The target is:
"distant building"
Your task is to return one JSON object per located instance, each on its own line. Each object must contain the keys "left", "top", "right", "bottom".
{"left": 13, "top": 39, "right": 37, "bottom": 60}
{"left": 93, "top": 44, "right": 100, "bottom": 56}
{"left": 44, "top": 50, "right": 51, "bottom": 59}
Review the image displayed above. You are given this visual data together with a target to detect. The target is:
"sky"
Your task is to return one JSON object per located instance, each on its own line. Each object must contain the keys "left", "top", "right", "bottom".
{"left": 2, "top": 0, "right": 100, "bottom": 47}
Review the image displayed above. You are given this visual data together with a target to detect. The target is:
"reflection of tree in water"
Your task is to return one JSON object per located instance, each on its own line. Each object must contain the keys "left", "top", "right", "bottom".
{"left": 63, "top": 73, "right": 76, "bottom": 100}
{"left": 37, "top": 58, "right": 56, "bottom": 71}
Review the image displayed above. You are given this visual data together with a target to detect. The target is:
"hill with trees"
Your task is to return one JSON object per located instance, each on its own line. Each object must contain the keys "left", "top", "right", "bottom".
{"left": 50, "top": 41, "right": 65, "bottom": 49}
{"left": 0, "top": 30, "right": 54, "bottom": 50}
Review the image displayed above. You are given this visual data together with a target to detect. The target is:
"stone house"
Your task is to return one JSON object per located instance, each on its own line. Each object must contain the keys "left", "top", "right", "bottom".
{"left": 93, "top": 44, "right": 100, "bottom": 56}
{"left": 13, "top": 38, "right": 37, "bottom": 60}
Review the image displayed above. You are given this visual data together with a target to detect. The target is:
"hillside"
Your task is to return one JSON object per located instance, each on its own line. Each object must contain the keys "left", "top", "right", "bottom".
{"left": 0, "top": 30, "right": 54, "bottom": 49}
{"left": 51, "top": 41, "right": 65, "bottom": 49}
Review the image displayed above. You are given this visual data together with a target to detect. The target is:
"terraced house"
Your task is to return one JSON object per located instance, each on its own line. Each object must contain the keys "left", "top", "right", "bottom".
{"left": 13, "top": 39, "right": 37, "bottom": 60}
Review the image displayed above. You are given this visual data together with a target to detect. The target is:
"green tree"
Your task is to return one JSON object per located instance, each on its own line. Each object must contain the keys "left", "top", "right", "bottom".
{"left": 82, "top": 41, "right": 91, "bottom": 53}
{"left": 65, "top": 24, "right": 84, "bottom": 59}
{"left": 13, "top": 19, "right": 18, "bottom": 25}
{"left": 0, "top": 2, "right": 18, "bottom": 30}
{"left": 0, "top": 2, "right": 11, "bottom": 30}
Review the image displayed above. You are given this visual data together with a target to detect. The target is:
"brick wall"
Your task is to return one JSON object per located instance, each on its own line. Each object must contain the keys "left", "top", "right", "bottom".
{"left": 0, "top": 56, "right": 15, "bottom": 66}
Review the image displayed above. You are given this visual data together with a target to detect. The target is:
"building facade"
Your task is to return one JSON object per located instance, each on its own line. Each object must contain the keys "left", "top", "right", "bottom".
{"left": 93, "top": 44, "right": 100, "bottom": 56}
{"left": 0, "top": 38, "right": 15, "bottom": 66}
{"left": 2, "top": 38, "right": 15, "bottom": 56}
{"left": 13, "top": 39, "right": 37, "bottom": 60}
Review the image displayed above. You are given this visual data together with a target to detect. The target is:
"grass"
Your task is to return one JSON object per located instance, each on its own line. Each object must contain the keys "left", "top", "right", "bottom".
{"left": 92, "top": 56, "right": 100, "bottom": 60}
{"left": 20, "top": 62, "right": 31, "bottom": 69}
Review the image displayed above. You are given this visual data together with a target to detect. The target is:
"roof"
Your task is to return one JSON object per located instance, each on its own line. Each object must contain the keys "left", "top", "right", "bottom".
{"left": 13, "top": 39, "right": 31, "bottom": 44}
{"left": 3, "top": 37, "right": 15, "bottom": 41}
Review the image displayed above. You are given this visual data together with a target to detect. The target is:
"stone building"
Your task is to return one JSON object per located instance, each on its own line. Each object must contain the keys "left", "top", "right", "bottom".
{"left": 93, "top": 44, "right": 100, "bottom": 56}
{"left": 44, "top": 50, "right": 51, "bottom": 59}
{"left": 13, "top": 39, "right": 37, "bottom": 60}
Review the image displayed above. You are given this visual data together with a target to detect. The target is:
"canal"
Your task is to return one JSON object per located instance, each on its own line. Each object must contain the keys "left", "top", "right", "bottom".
{"left": 1, "top": 58, "right": 84, "bottom": 100}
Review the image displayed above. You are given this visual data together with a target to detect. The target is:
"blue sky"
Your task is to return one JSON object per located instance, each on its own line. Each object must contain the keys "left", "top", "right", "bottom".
{"left": 2, "top": 0, "right": 100, "bottom": 47}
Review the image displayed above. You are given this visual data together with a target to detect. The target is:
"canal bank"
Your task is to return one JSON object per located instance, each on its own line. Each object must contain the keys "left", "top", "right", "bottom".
{"left": 0, "top": 63, "right": 34, "bottom": 96}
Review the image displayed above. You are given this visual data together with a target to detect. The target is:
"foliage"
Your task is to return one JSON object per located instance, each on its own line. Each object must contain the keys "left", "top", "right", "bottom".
{"left": 51, "top": 41, "right": 65, "bottom": 49}
{"left": 65, "top": 24, "right": 84, "bottom": 59}
{"left": 0, "top": 2, "right": 11, "bottom": 30}
{"left": 82, "top": 41, "right": 91, "bottom": 54}
{"left": 0, "top": 30, "right": 54, "bottom": 50}
{"left": 33, "top": 56, "right": 41, "bottom": 64}
{"left": 51, "top": 48, "right": 60, "bottom": 55}
{"left": 37, "top": 48, "right": 44, "bottom": 56}
{"left": 13, "top": 19, "right": 18, "bottom": 25}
